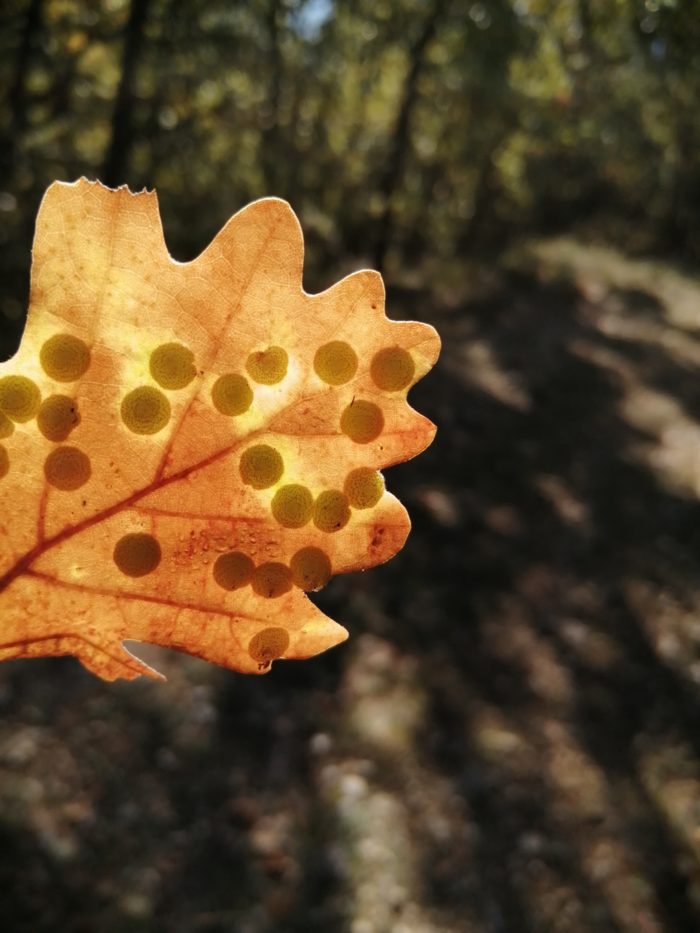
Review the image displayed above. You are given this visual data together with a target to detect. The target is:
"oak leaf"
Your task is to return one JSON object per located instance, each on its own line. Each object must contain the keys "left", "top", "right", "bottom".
{"left": 0, "top": 180, "right": 439, "bottom": 681}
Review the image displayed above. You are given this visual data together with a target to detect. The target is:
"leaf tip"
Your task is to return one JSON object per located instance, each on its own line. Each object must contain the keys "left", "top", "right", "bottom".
{"left": 287, "top": 614, "right": 349, "bottom": 662}
{"left": 236, "top": 195, "right": 301, "bottom": 233}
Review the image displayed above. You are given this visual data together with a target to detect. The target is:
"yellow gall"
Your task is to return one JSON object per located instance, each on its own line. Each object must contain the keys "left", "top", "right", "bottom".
{"left": 252, "top": 563, "right": 293, "bottom": 598}
{"left": 271, "top": 484, "right": 314, "bottom": 528}
{"left": 248, "top": 626, "right": 290, "bottom": 662}
{"left": 314, "top": 341, "right": 358, "bottom": 385}
{"left": 246, "top": 346, "right": 288, "bottom": 385}
{"left": 37, "top": 395, "right": 80, "bottom": 442}
{"left": 370, "top": 346, "right": 415, "bottom": 391}
{"left": 121, "top": 386, "right": 171, "bottom": 435}
{"left": 44, "top": 446, "right": 91, "bottom": 491}
{"left": 40, "top": 333, "right": 91, "bottom": 382}
{"left": 150, "top": 342, "right": 196, "bottom": 390}
{"left": 113, "top": 533, "right": 162, "bottom": 577}
{"left": 239, "top": 444, "right": 284, "bottom": 490}
{"left": 0, "top": 375, "right": 41, "bottom": 423}
{"left": 313, "top": 490, "right": 351, "bottom": 533}
{"left": 213, "top": 551, "right": 255, "bottom": 590}
{"left": 340, "top": 399, "right": 384, "bottom": 443}
{"left": 344, "top": 468, "right": 385, "bottom": 509}
{"left": 290, "top": 547, "right": 332, "bottom": 591}
{"left": 211, "top": 373, "right": 253, "bottom": 416}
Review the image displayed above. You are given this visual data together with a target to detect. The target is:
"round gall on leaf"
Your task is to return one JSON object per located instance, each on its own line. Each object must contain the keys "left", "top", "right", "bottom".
{"left": 248, "top": 627, "right": 290, "bottom": 662}
{"left": 213, "top": 551, "right": 255, "bottom": 590}
{"left": 290, "top": 546, "right": 332, "bottom": 591}
{"left": 344, "top": 467, "right": 385, "bottom": 509}
{"left": 370, "top": 346, "right": 415, "bottom": 391}
{"left": 150, "top": 342, "right": 196, "bottom": 390}
{"left": 313, "top": 490, "right": 351, "bottom": 533}
{"left": 314, "top": 341, "right": 358, "bottom": 385}
{"left": 246, "top": 346, "right": 288, "bottom": 385}
{"left": 37, "top": 395, "right": 80, "bottom": 442}
{"left": 211, "top": 373, "right": 253, "bottom": 416}
{"left": 0, "top": 376, "right": 41, "bottom": 423}
{"left": 0, "top": 445, "right": 8, "bottom": 480}
{"left": 40, "top": 334, "right": 91, "bottom": 382}
{"left": 121, "top": 386, "right": 171, "bottom": 435}
{"left": 113, "top": 533, "right": 161, "bottom": 577}
{"left": 239, "top": 444, "right": 284, "bottom": 490}
{"left": 252, "top": 563, "right": 293, "bottom": 598}
{"left": 271, "top": 484, "right": 314, "bottom": 528}
{"left": 340, "top": 399, "right": 384, "bottom": 444}
{"left": 44, "top": 446, "right": 91, "bottom": 490}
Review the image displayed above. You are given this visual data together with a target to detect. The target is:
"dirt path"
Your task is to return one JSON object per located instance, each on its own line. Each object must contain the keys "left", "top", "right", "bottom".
{"left": 1, "top": 241, "right": 699, "bottom": 932}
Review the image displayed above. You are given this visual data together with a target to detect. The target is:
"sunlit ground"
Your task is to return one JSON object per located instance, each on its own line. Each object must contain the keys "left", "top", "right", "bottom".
{"left": 1, "top": 240, "right": 700, "bottom": 932}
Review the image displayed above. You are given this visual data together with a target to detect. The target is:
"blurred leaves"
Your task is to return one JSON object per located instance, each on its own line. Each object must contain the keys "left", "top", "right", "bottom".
{"left": 2, "top": 0, "right": 700, "bottom": 339}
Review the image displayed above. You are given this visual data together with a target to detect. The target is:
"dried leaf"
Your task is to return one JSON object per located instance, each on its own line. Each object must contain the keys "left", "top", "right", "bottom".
{"left": 0, "top": 180, "right": 439, "bottom": 681}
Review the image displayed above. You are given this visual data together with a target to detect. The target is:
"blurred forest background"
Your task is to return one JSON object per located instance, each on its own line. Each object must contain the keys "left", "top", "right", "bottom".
{"left": 2, "top": 0, "right": 700, "bottom": 931}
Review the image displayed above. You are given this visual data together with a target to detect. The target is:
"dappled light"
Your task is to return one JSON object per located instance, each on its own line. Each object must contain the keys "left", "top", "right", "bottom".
{"left": 2, "top": 1, "right": 700, "bottom": 930}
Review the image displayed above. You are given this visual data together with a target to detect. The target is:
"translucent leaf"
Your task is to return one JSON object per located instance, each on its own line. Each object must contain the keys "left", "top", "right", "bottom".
{"left": 0, "top": 180, "right": 440, "bottom": 681}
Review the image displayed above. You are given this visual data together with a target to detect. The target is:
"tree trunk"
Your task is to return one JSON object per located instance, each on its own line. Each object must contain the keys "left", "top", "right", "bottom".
{"left": 103, "top": 0, "right": 152, "bottom": 188}
{"left": 373, "top": 0, "right": 446, "bottom": 272}
{"left": 260, "top": 0, "right": 284, "bottom": 194}
{"left": 2, "top": 0, "right": 44, "bottom": 177}
{"left": 459, "top": 147, "right": 501, "bottom": 254}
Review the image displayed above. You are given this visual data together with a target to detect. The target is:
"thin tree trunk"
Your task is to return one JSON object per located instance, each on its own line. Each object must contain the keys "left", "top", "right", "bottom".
{"left": 260, "top": 0, "right": 283, "bottom": 194}
{"left": 2, "top": 0, "right": 44, "bottom": 177}
{"left": 373, "top": 0, "right": 446, "bottom": 272}
{"left": 663, "top": 117, "right": 696, "bottom": 256}
{"left": 460, "top": 147, "right": 501, "bottom": 253}
{"left": 142, "top": 0, "right": 188, "bottom": 185}
{"left": 9, "top": 0, "right": 44, "bottom": 131}
{"left": 103, "top": 0, "right": 152, "bottom": 188}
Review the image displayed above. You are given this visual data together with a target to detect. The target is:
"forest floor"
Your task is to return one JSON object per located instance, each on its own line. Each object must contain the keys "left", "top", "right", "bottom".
{"left": 1, "top": 240, "right": 700, "bottom": 932}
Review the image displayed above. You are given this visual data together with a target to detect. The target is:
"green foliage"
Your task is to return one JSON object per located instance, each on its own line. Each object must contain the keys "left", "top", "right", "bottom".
{"left": 1, "top": 0, "right": 699, "bottom": 348}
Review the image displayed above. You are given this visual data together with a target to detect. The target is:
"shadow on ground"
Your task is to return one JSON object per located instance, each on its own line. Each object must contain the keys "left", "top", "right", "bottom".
{"left": 1, "top": 246, "right": 700, "bottom": 932}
